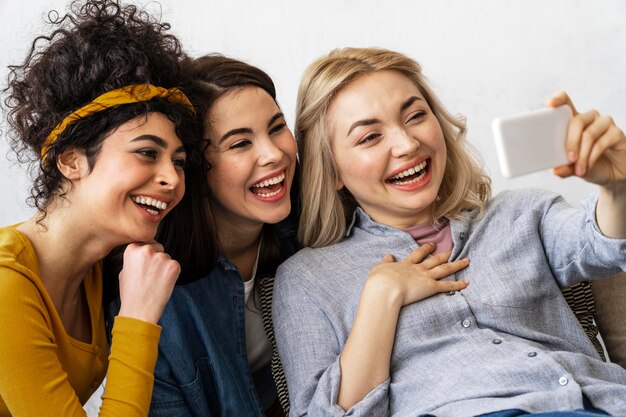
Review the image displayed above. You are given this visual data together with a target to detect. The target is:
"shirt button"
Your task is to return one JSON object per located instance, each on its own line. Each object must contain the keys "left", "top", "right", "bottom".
{"left": 492, "top": 339, "right": 502, "bottom": 344}
{"left": 559, "top": 376, "right": 569, "bottom": 386}
{"left": 528, "top": 351, "right": 537, "bottom": 357}
{"left": 461, "top": 319, "right": 471, "bottom": 328}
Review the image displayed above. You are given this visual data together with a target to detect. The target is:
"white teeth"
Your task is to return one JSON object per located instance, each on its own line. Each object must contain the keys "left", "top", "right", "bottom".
{"left": 389, "top": 160, "right": 427, "bottom": 180}
{"left": 256, "top": 189, "right": 282, "bottom": 198}
{"left": 392, "top": 170, "right": 427, "bottom": 185}
{"left": 132, "top": 196, "right": 168, "bottom": 211}
{"left": 252, "top": 173, "right": 285, "bottom": 188}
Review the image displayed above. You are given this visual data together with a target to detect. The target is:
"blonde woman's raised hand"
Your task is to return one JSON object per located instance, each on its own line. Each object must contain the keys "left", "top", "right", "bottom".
{"left": 117, "top": 242, "right": 180, "bottom": 324}
{"left": 366, "top": 243, "right": 469, "bottom": 307}
{"left": 549, "top": 92, "right": 626, "bottom": 186}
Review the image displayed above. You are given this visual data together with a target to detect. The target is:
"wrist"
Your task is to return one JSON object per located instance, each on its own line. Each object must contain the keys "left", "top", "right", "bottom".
{"left": 364, "top": 273, "right": 404, "bottom": 311}
{"left": 117, "top": 306, "right": 159, "bottom": 325}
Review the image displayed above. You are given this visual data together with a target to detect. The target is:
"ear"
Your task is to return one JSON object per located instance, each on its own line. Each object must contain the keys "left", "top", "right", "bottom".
{"left": 56, "top": 148, "right": 89, "bottom": 181}
{"left": 335, "top": 175, "right": 344, "bottom": 191}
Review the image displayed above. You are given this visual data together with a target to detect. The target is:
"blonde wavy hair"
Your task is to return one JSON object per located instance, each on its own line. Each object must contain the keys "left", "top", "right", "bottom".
{"left": 296, "top": 47, "right": 492, "bottom": 248}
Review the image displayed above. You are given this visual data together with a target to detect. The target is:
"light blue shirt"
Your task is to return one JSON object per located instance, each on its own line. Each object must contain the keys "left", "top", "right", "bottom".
{"left": 273, "top": 189, "right": 626, "bottom": 417}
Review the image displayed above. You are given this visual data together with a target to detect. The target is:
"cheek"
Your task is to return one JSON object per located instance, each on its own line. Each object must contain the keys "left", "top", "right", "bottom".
{"left": 337, "top": 153, "right": 381, "bottom": 188}
{"left": 283, "top": 133, "right": 298, "bottom": 155}
{"left": 207, "top": 155, "right": 250, "bottom": 194}
{"left": 177, "top": 174, "right": 186, "bottom": 199}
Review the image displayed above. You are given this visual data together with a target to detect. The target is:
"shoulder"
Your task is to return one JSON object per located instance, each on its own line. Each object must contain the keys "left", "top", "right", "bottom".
{"left": 278, "top": 239, "right": 354, "bottom": 274}
{"left": 0, "top": 225, "right": 34, "bottom": 265}
{"left": 483, "top": 188, "right": 568, "bottom": 218}
{"left": 491, "top": 188, "right": 561, "bottom": 207}
{"left": 0, "top": 226, "right": 41, "bottom": 301}
{"left": 274, "top": 237, "right": 369, "bottom": 298}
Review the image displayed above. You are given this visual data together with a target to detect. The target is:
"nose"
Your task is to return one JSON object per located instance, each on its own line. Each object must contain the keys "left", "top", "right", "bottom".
{"left": 390, "top": 127, "right": 419, "bottom": 158}
{"left": 257, "top": 136, "right": 283, "bottom": 166}
{"left": 156, "top": 160, "right": 182, "bottom": 190}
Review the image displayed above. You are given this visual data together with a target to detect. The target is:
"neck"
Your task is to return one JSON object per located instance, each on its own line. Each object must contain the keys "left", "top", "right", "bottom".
{"left": 17, "top": 208, "right": 115, "bottom": 308}
{"left": 214, "top": 215, "right": 264, "bottom": 281}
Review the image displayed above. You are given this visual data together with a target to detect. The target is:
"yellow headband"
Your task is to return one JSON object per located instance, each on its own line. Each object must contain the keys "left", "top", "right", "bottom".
{"left": 41, "top": 83, "right": 195, "bottom": 159}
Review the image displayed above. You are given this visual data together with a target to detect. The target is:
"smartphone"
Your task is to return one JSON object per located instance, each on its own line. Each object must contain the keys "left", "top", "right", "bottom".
{"left": 492, "top": 105, "right": 572, "bottom": 178}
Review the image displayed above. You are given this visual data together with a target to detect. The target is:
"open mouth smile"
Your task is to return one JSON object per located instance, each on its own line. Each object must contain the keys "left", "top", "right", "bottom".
{"left": 131, "top": 195, "right": 169, "bottom": 216}
{"left": 387, "top": 159, "right": 429, "bottom": 185}
{"left": 250, "top": 172, "right": 286, "bottom": 199}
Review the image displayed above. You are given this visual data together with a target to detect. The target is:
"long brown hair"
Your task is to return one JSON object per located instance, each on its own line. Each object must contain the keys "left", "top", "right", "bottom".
{"left": 158, "top": 54, "right": 298, "bottom": 284}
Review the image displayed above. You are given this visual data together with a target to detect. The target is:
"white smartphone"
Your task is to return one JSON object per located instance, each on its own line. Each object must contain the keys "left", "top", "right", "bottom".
{"left": 492, "top": 105, "right": 572, "bottom": 178}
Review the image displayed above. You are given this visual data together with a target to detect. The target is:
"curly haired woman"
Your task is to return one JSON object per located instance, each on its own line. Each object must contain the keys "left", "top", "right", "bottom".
{"left": 0, "top": 1, "right": 199, "bottom": 415}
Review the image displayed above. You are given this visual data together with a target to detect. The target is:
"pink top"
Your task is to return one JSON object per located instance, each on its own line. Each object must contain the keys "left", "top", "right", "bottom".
{"left": 404, "top": 219, "right": 453, "bottom": 256}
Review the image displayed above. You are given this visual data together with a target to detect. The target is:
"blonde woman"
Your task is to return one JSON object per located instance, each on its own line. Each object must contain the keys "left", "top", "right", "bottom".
{"left": 272, "top": 48, "right": 626, "bottom": 417}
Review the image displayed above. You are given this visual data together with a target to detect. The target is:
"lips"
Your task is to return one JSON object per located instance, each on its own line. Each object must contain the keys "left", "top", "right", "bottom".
{"left": 250, "top": 172, "right": 286, "bottom": 198}
{"left": 131, "top": 195, "right": 169, "bottom": 216}
{"left": 387, "top": 159, "right": 430, "bottom": 185}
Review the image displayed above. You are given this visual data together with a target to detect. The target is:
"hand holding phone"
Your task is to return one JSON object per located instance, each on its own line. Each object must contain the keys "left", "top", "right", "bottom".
{"left": 492, "top": 105, "right": 573, "bottom": 178}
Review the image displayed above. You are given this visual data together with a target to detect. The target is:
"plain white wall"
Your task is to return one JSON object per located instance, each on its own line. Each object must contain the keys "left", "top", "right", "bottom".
{"left": 1, "top": 0, "right": 625, "bottom": 226}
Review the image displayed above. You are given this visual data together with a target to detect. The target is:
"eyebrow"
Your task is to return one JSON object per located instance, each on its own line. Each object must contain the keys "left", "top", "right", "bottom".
{"left": 219, "top": 112, "right": 285, "bottom": 143}
{"left": 131, "top": 135, "right": 186, "bottom": 154}
{"left": 401, "top": 96, "right": 422, "bottom": 112}
{"left": 268, "top": 112, "right": 284, "bottom": 127}
{"left": 346, "top": 97, "right": 423, "bottom": 137}
{"left": 347, "top": 118, "right": 380, "bottom": 136}
{"left": 219, "top": 128, "right": 252, "bottom": 144}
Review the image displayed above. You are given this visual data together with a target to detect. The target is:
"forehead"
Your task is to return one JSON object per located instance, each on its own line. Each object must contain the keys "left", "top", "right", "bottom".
{"left": 207, "top": 87, "right": 278, "bottom": 130}
{"left": 329, "top": 70, "right": 424, "bottom": 122}
{"left": 102, "top": 112, "right": 181, "bottom": 147}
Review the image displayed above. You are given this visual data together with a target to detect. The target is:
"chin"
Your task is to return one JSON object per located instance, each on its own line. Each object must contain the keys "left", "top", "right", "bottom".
{"left": 126, "top": 228, "right": 158, "bottom": 244}
{"left": 263, "top": 212, "right": 290, "bottom": 225}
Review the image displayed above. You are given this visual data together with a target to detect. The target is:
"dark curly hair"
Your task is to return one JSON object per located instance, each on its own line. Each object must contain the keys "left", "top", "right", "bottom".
{"left": 2, "top": 0, "right": 199, "bottom": 218}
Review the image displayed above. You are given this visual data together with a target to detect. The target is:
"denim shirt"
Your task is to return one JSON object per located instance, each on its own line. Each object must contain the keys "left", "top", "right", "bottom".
{"left": 273, "top": 189, "right": 626, "bottom": 417}
{"left": 150, "top": 223, "right": 297, "bottom": 417}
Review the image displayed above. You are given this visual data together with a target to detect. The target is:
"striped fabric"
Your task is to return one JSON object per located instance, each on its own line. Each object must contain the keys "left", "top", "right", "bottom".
{"left": 259, "top": 277, "right": 605, "bottom": 414}
{"left": 259, "top": 277, "right": 290, "bottom": 415}
{"left": 562, "top": 280, "right": 606, "bottom": 361}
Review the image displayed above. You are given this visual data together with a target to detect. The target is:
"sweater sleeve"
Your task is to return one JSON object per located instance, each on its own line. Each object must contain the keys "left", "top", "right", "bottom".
{"left": 272, "top": 261, "right": 390, "bottom": 417}
{"left": 0, "top": 266, "right": 161, "bottom": 417}
{"left": 0, "top": 268, "right": 89, "bottom": 416}
{"left": 100, "top": 316, "right": 162, "bottom": 417}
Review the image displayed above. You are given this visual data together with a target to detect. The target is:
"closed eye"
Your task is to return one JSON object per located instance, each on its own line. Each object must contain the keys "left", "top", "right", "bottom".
{"left": 357, "top": 132, "right": 382, "bottom": 146}
{"left": 136, "top": 148, "right": 158, "bottom": 160}
{"left": 229, "top": 139, "right": 252, "bottom": 150}
{"left": 407, "top": 111, "right": 427, "bottom": 123}
{"left": 269, "top": 122, "right": 287, "bottom": 135}
{"left": 173, "top": 157, "right": 187, "bottom": 170}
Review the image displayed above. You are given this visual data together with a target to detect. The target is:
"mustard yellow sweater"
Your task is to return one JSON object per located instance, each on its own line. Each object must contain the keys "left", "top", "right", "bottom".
{"left": 0, "top": 225, "right": 161, "bottom": 416}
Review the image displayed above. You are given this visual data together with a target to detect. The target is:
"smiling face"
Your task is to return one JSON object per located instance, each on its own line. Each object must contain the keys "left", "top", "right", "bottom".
{"left": 329, "top": 70, "right": 447, "bottom": 229}
{"left": 67, "top": 111, "right": 187, "bottom": 245}
{"left": 204, "top": 86, "right": 297, "bottom": 233}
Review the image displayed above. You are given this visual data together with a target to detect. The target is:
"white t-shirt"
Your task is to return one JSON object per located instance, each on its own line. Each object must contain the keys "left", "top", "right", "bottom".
{"left": 243, "top": 247, "right": 273, "bottom": 372}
